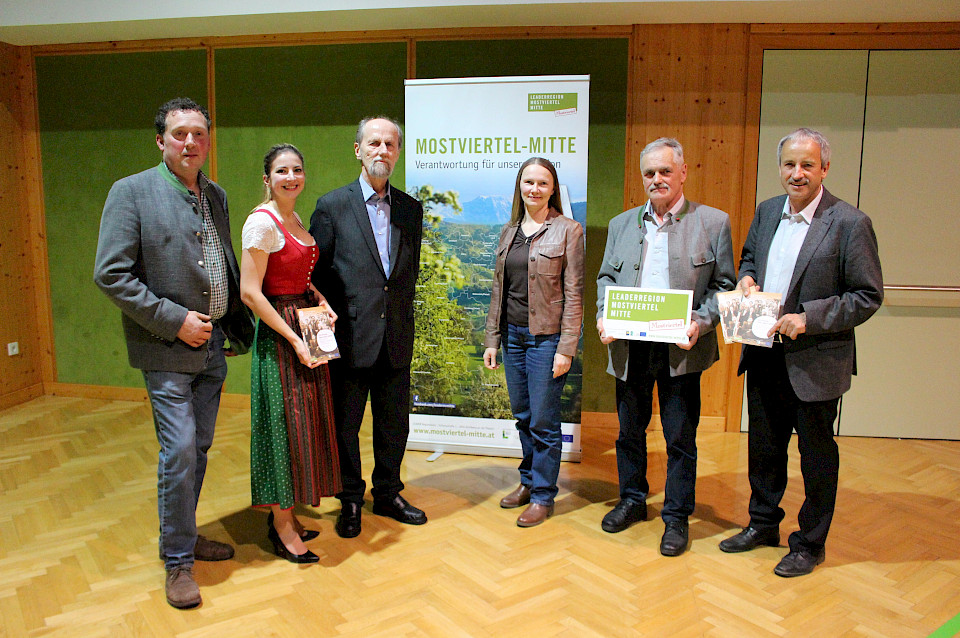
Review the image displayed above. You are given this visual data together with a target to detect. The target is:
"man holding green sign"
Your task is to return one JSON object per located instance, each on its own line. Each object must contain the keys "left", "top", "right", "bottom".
{"left": 596, "top": 138, "right": 735, "bottom": 556}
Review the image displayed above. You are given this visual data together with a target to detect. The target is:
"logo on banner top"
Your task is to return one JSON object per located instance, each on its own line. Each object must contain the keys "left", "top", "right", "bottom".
{"left": 528, "top": 93, "right": 578, "bottom": 113}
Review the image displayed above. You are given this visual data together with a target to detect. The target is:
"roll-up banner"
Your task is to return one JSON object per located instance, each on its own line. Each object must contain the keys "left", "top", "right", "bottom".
{"left": 404, "top": 75, "right": 589, "bottom": 461}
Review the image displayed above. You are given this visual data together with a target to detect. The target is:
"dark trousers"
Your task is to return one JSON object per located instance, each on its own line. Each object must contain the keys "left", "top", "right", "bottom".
{"left": 745, "top": 345, "right": 840, "bottom": 553}
{"left": 615, "top": 341, "right": 702, "bottom": 523}
{"left": 331, "top": 341, "right": 410, "bottom": 505}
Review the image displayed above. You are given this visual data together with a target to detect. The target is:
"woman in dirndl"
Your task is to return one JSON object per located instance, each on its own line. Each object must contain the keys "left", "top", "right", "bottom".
{"left": 240, "top": 144, "right": 341, "bottom": 563}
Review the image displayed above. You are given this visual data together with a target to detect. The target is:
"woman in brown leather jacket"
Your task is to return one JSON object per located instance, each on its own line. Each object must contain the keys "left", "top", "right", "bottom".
{"left": 482, "top": 157, "right": 585, "bottom": 527}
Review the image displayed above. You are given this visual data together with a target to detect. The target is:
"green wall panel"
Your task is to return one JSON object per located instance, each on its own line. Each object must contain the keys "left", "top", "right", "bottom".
{"left": 416, "top": 38, "right": 629, "bottom": 412}
{"left": 37, "top": 50, "right": 209, "bottom": 389}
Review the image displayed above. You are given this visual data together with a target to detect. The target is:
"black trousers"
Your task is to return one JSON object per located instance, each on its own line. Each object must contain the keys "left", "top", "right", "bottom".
{"left": 745, "top": 345, "right": 840, "bottom": 553}
{"left": 330, "top": 341, "right": 411, "bottom": 505}
{"left": 615, "top": 341, "right": 702, "bottom": 523}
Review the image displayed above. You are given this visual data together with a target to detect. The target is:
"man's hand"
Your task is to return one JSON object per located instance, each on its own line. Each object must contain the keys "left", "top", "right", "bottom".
{"left": 552, "top": 353, "right": 572, "bottom": 378}
{"left": 771, "top": 312, "right": 806, "bottom": 340}
{"left": 677, "top": 319, "right": 700, "bottom": 351}
{"left": 311, "top": 286, "right": 338, "bottom": 330}
{"left": 177, "top": 311, "right": 212, "bottom": 347}
{"left": 597, "top": 318, "right": 616, "bottom": 344}
{"left": 483, "top": 347, "right": 499, "bottom": 370}
{"left": 738, "top": 275, "right": 759, "bottom": 296}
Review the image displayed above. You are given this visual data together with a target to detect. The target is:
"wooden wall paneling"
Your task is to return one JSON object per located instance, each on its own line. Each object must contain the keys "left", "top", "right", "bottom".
{"left": 28, "top": 26, "right": 633, "bottom": 58}
{"left": 19, "top": 48, "right": 56, "bottom": 391}
{"left": 0, "top": 43, "right": 46, "bottom": 410}
{"left": 750, "top": 22, "right": 960, "bottom": 36}
{"left": 724, "top": 33, "right": 767, "bottom": 433}
{"left": 625, "top": 23, "right": 750, "bottom": 431}
{"left": 206, "top": 45, "right": 218, "bottom": 182}
{"left": 406, "top": 38, "right": 416, "bottom": 79}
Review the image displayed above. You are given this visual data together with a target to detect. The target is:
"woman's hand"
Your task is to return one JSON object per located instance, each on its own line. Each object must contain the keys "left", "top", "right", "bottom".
{"left": 291, "top": 337, "right": 323, "bottom": 368}
{"left": 552, "top": 353, "right": 572, "bottom": 378}
{"left": 483, "top": 347, "right": 499, "bottom": 370}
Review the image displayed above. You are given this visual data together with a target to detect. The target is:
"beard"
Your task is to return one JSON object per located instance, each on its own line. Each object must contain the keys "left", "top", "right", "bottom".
{"left": 367, "top": 158, "right": 394, "bottom": 179}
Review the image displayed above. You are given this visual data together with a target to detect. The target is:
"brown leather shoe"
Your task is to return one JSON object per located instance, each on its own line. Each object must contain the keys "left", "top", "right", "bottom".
{"left": 194, "top": 535, "right": 234, "bottom": 561}
{"left": 165, "top": 565, "right": 201, "bottom": 609}
{"left": 499, "top": 484, "right": 531, "bottom": 509}
{"left": 516, "top": 503, "right": 554, "bottom": 527}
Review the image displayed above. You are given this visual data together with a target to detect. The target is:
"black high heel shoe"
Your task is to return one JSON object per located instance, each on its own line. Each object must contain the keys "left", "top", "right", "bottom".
{"left": 267, "top": 511, "right": 320, "bottom": 541}
{"left": 267, "top": 520, "right": 319, "bottom": 564}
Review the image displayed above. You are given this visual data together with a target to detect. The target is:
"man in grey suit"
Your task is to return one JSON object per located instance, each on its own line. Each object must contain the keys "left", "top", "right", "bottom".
{"left": 596, "top": 138, "right": 735, "bottom": 556}
{"left": 94, "top": 98, "right": 253, "bottom": 608}
{"left": 719, "top": 128, "right": 883, "bottom": 577}
{"left": 309, "top": 116, "right": 425, "bottom": 538}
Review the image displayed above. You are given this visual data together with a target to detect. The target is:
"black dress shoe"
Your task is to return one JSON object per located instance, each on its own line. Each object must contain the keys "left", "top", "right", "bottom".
{"left": 267, "top": 524, "right": 319, "bottom": 564}
{"left": 774, "top": 549, "right": 825, "bottom": 577}
{"left": 335, "top": 502, "right": 362, "bottom": 538}
{"left": 268, "top": 511, "right": 320, "bottom": 541}
{"left": 372, "top": 495, "right": 427, "bottom": 525}
{"left": 601, "top": 499, "right": 647, "bottom": 533}
{"left": 660, "top": 520, "right": 689, "bottom": 557}
{"left": 718, "top": 526, "right": 780, "bottom": 553}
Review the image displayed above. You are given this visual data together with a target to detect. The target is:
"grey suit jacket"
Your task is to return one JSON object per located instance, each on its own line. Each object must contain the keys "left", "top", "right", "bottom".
{"left": 597, "top": 199, "right": 736, "bottom": 380}
{"left": 738, "top": 187, "right": 883, "bottom": 402}
{"left": 309, "top": 179, "right": 423, "bottom": 369}
{"left": 94, "top": 164, "right": 252, "bottom": 373}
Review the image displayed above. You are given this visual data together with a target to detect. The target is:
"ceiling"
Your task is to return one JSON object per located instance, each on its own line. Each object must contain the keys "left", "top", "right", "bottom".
{"left": 2, "top": 0, "right": 959, "bottom": 46}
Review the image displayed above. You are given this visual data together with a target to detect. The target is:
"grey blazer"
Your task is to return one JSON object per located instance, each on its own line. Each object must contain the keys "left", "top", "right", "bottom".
{"left": 94, "top": 164, "right": 252, "bottom": 373}
{"left": 309, "top": 180, "right": 423, "bottom": 369}
{"left": 738, "top": 188, "right": 883, "bottom": 402}
{"left": 597, "top": 199, "right": 736, "bottom": 381}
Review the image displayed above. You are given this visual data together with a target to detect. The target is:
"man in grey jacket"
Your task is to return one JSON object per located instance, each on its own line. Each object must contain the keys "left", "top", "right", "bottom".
{"left": 718, "top": 128, "right": 882, "bottom": 577}
{"left": 94, "top": 98, "right": 253, "bottom": 609}
{"left": 596, "top": 138, "right": 735, "bottom": 556}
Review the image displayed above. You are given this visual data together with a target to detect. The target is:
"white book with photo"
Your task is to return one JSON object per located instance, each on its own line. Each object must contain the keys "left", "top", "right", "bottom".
{"left": 717, "top": 290, "right": 782, "bottom": 348}
{"left": 296, "top": 306, "right": 340, "bottom": 362}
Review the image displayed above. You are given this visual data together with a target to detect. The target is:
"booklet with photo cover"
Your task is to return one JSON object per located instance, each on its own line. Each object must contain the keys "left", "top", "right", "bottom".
{"left": 296, "top": 306, "right": 340, "bottom": 363}
{"left": 717, "top": 290, "right": 782, "bottom": 348}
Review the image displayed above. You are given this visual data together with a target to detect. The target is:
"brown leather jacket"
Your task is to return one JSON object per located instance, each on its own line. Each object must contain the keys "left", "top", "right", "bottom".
{"left": 484, "top": 208, "right": 585, "bottom": 357}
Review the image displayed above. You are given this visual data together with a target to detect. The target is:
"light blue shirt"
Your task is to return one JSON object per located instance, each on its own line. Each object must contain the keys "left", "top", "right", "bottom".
{"left": 359, "top": 175, "right": 392, "bottom": 278}
{"left": 762, "top": 186, "right": 824, "bottom": 297}
{"left": 639, "top": 195, "right": 685, "bottom": 290}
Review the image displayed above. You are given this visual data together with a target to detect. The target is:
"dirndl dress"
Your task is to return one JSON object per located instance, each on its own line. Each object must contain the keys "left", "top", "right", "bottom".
{"left": 243, "top": 208, "right": 341, "bottom": 508}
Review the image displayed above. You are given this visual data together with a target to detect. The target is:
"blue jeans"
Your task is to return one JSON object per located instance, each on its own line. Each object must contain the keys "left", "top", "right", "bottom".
{"left": 142, "top": 326, "right": 227, "bottom": 569}
{"left": 501, "top": 324, "right": 566, "bottom": 507}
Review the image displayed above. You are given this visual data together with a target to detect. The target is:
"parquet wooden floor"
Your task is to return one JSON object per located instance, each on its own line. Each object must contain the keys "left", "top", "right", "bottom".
{"left": 1, "top": 395, "right": 958, "bottom": 637}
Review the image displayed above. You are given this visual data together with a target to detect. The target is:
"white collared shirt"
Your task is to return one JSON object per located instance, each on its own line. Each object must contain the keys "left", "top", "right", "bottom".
{"left": 640, "top": 194, "right": 686, "bottom": 290}
{"left": 762, "top": 186, "right": 824, "bottom": 297}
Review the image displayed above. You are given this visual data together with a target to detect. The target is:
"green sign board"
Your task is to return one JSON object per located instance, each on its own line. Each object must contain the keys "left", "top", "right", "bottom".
{"left": 602, "top": 286, "right": 693, "bottom": 344}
